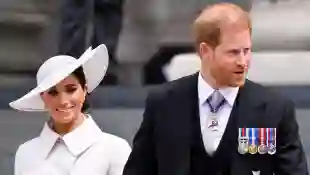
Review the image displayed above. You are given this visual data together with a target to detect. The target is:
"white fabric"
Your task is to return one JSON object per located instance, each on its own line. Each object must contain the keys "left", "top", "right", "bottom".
{"left": 9, "top": 44, "right": 109, "bottom": 111}
{"left": 163, "top": 53, "right": 200, "bottom": 81}
{"left": 14, "top": 115, "right": 131, "bottom": 175}
{"left": 198, "top": 73, "right": 239, "bottom": 155}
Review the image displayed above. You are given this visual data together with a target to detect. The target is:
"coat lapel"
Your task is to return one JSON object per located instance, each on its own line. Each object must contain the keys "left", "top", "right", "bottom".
{"left": 235, "top": 80, "right": 268, "bottom": 128}
{"left": 229, "top": 80, "right": 269, "bottom": 175}
{"left": 165, "top": 73, "right": 199, "bottom": 175}
{"left": 224, "top": 80, "right": 268, "bottom": 149}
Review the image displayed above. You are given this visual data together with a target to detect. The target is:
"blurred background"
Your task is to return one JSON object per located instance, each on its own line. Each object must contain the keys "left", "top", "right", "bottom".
{"left": 0, "top": 0, "right": 310, "bottom": 174}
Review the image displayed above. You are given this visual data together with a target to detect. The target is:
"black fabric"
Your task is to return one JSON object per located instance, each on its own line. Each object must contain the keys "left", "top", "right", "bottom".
{"left": 123, "top": 73, "right": 308, "bottom": 175}
{"left": 189, "top": 104, "right": 234, "bottom": 175}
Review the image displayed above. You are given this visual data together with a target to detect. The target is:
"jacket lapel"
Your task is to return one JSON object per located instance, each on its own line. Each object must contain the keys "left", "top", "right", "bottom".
{"left": 224, "top": 80, "right": 268, "bottom": 149}
{"left": 229, "top": 80, "right": 268, "bottom": 175}
{"left": 165, "top": 73, "right": 199, "bottom": 175}
{"left": 235, "top": 80, "right": 268, "bottom": 128}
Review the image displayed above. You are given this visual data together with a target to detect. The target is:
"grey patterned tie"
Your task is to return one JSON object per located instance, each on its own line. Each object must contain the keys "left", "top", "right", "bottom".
{"left": 206, "top": 90, "right": 226, "bottom": 114}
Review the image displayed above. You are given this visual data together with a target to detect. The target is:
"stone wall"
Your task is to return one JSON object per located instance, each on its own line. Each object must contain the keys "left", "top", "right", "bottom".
{"left": 0, "top": 0, "right": 60, "bottom": 74}
{"left": 0, "top": 0, "right": 309, "bottom": 86}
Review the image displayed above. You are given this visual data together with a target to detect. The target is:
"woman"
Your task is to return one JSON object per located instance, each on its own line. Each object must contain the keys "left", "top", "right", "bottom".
{"left": 9, "top": 45, "right": 131, "bottom": 175}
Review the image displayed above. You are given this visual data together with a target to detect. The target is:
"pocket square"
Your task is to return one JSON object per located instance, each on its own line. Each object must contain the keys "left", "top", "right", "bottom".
{"left": 252, "top": 170, "right": 260, "bottom": 175}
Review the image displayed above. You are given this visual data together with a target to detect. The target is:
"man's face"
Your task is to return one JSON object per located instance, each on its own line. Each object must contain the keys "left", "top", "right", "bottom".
{"left": 200, "top": 25, "right": 252, "bottom": 87}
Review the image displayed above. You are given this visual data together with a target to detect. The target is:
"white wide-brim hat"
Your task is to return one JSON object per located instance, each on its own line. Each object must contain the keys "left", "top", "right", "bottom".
{"left": 9, "top": 44, "right": 109, "bottom": 111}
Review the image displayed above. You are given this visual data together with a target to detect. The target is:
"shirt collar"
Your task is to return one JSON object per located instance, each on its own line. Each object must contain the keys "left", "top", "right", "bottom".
{"left": 198, "top": 73, "right": 239, "bottom": 107}
{"left": 39, "top": 114, "right": 103, "bottom": 158}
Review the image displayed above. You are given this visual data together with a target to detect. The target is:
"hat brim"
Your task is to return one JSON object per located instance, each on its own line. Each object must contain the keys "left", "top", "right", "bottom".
{"left": 9, "top": 44, "right": 109, "bottom": 111}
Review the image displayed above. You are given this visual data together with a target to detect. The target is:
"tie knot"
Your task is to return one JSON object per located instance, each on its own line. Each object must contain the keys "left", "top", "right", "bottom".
{"left": 206, "top": 90, "right": 226, "bottom": 113}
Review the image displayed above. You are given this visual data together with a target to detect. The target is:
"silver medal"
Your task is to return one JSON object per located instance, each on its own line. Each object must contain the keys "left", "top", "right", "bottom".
{"left": 268, "top": 143, "right": 276, "bottom": 155}
{"left": 238, "top": 136, "right": 249, "bottom": 154}
{"left": 207, "top": 113, "right": 219, "bottom": 130}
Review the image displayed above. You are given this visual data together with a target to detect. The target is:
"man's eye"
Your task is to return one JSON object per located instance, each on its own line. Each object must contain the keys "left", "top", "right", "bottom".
{"left": 229, "top": 49, "right": 240, "bottom": 55}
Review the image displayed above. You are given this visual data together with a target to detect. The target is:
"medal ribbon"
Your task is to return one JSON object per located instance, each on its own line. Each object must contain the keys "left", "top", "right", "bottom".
{"left": 260, "top": 128, "right": 266, "bottom": 145}
{"left": 268, "top": 128, "right": 272, "bottom": 147}
{"left": 255, "top": 128, "right": 259, "bottom": 145}
{"left": 249, "top": 128, "right": 255, "bottom": 145}
{"left": 206, "top": 91, "right": 226, "bottom": 113}
{"left": 249, "top": 128, "right": 252, "bottom": 144}
{"left": 253, "top": 128, "right": 256, "bottom": 145}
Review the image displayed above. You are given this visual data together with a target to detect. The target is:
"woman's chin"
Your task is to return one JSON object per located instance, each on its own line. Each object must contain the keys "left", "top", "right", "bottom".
{"left": 52, "top": 112, "right": 75, "bottom": 124}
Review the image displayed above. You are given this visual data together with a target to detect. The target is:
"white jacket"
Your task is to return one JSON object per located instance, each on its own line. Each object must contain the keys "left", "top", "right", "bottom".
{"left": 14, "top": 115, "right": 131, "bottom": 175}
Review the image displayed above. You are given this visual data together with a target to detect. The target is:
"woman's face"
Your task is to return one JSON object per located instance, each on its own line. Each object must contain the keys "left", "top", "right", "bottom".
{"left": 40, "top": 75, "right": 86, "bottom": 124}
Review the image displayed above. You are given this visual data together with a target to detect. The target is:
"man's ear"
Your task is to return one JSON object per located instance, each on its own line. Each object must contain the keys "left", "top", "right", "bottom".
{"left": 199, "top": 42, "right": 213, "bottom": 60}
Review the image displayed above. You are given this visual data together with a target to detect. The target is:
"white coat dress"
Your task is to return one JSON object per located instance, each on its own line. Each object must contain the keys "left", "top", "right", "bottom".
{"left": 14, "top": 115, "right": 131, "bottom": 175}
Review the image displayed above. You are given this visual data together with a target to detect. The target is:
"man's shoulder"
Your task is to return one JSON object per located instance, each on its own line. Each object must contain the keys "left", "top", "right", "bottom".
{"left": 246, "top": 80, "right": 293, "bottom": 106}
{"left": 147, "top": 74, "right": 197, "bottom": 101}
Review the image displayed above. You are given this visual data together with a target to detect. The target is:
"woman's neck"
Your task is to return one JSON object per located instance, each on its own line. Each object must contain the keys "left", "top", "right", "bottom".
{"left": 50, "top": 113, "right": 85, "bottom": 136}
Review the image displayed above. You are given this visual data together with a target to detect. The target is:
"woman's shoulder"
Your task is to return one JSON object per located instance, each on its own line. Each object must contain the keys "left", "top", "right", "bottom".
{"left": 96, "top": 132, "right": 131, "bottom": 162}
{"left": 15, "top": 137, "right": 41, "bottom": 157}
{"left": 14, "top": 137, "right": 41, "bottom": 174}
{"left": 98, "top": 132, "right": 131, "bottom": 150}
{"left": 87, "top": 115, "right": 131, "bottom": 150}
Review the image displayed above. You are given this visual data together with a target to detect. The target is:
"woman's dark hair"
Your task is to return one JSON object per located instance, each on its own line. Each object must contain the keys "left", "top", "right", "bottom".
{"left": 72, "top": 66, "right": 90, "bottom": 112}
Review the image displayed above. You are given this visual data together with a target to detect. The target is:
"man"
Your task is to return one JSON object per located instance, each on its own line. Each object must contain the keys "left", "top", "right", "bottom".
{"left": 123, "top": 3, "right": 308, "bottom": 175}
{"left": 143, "top": 0, "right": 252, "bottom": 85}
{"left": 58, "top": 0, "right": 124, "bottom": 84}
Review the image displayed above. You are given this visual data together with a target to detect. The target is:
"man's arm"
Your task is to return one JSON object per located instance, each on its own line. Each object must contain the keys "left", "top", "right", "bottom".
{"left": 274, "top": 100, "right": 308, "bottom": 175}
{"left": 122, "top": 92, "right": 158, "bottom": 175}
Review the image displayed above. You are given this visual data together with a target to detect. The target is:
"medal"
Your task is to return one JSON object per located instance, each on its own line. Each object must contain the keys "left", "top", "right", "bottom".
{"left": 248, "top": 128, "right": 257, "bottom": 154}
{"left": 268, "top": 128, "right": 276, "bottom": 155}
{"left": 248, "top": 144, "right": 257, "bottom": 154}
{"left": 257, "top": 128, "right": 267, "bottom": 154}
{"left": 208, "top": 113, "right": 219, "bottom": 130}
{"left": 238, "top": 128, "right": 249, "bottom": 154}
{"left": 209, "top": 119, "right": 218, "bottom": 127}
{"left": 206, "top": 94, "right": 226, "bottom": 130}
{"left": 258, "top": 144, "right": 267, "bottom": 154}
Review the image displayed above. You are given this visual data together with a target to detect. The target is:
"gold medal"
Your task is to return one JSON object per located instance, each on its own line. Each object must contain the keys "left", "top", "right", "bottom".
{"left": 248, "top": 128, "right": 258, "bottom": 154}
{"left": 244, "top": 146, "right": 249, "bottom": 153}
{"left": 248, "top": 144, "right": 257, "bottom": 154}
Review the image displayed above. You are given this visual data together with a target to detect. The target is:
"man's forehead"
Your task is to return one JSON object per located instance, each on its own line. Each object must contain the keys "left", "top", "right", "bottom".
{"left": 218, "top": 28, "right": 251, "bottom": 47}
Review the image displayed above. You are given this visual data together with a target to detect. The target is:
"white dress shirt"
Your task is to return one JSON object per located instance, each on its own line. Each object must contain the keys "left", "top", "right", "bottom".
{"left": 198, "top": 73, "right": 239, "bottom": 155}
{"left": 14, "top": 115, "right": 131, "bottom": 175}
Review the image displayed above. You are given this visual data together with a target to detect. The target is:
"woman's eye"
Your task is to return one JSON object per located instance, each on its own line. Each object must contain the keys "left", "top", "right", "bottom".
{"left": 47, "top": 89, "right": 58, "bottom": 96}
{"left": 66, "top": 87, "right": 77, "bottom": 93}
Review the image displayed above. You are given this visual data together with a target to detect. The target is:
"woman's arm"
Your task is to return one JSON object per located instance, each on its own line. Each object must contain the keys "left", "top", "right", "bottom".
{"left": 108, "top": 138, "right": 131, "bottom": 175}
